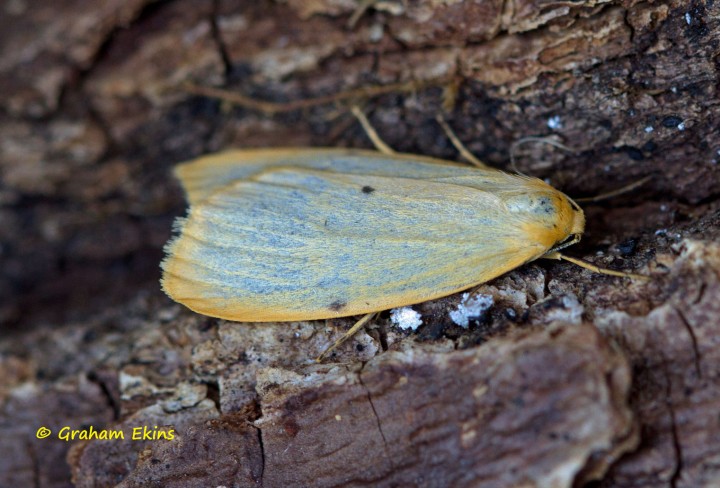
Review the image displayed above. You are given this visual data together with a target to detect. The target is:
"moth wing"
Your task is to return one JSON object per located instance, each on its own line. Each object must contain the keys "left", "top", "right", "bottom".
{"left": 175, "top": 148, "right": 492, "bottom": 206}
{"left": 162, "top": 167, "right": 552, "bottom": 322}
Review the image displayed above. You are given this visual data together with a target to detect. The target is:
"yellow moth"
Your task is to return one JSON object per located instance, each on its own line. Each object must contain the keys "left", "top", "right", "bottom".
{"left": 161, "top": 147, "right": 589, "bottom": 323}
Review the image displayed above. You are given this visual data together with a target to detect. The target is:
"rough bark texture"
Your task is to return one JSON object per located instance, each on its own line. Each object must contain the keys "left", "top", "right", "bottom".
{"left": 1, "top": 0, "right": 719, "bottom": 486}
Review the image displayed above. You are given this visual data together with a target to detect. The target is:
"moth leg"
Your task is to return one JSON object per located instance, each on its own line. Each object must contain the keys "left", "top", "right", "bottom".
{"left": 544, "top": 251, "right": 649, "bottom": 280}
{"left": 441, "top": 77, "right": 461, "bottom": 113}
{"left": 350, "top": 106, "right": 396, "bottom": 155}
{"left": 435, "top": 114, "right": 489, "bottom": 169}
{"left": 316, "top": 312, "right": 377, "bottom": 362}
{"left": 574, "top": 176, "right": 652, "bottom": 203}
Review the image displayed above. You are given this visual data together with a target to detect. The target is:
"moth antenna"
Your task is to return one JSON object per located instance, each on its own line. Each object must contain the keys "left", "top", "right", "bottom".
{"left": 316, "top": 312, "right": 377, "bottom": 362}
{"left": 350, "top": 106, "right": 396, "bottom": 155}
{"left": 435, "top": 114, "right": 489, "bottom": 169}
{"left": 183, "top": 78, "right": 451, "bottom": 115}
{"left": 510, "top": 136, "right": 574, "bottom": 175}
{"left": 575, "top": 176, "right": 652, "bottom": 203}
{"left": 545, "top": 251, "right": 649, "bottom": 280}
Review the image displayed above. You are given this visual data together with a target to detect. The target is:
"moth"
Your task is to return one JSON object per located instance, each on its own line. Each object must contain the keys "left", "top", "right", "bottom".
{"left": 161, "top": 147, "right": 590, "bottom": 323}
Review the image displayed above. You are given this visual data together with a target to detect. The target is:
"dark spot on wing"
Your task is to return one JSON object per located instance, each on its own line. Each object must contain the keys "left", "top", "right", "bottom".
{"left": 328, "top": 300, "right": 347, "bottom": 311}
{"left": 361, "top": 185, "right": 375, "bottom": 194}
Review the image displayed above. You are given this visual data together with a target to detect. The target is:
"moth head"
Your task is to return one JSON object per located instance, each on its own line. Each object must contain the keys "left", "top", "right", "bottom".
{"left": 503, "top": 187, "right": 586, "bottom": 249}
{"left": 545, "top": 195, "right": 585, "bottom": 252}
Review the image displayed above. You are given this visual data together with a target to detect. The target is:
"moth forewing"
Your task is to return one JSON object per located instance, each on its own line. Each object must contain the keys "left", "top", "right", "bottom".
{"left": 161, "top": 149, "right": 585, "bottom": 322}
